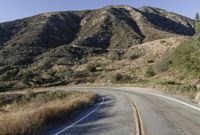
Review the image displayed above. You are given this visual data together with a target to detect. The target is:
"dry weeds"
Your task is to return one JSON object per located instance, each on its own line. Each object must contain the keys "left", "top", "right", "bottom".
{"left": 0, "top": 92, "right": 97, "bottom": 135}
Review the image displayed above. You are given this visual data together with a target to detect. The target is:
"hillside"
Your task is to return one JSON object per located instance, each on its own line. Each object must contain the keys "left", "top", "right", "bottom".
{"left": 150, "top": 31, "right": 200, "bottom": 82}
{"left": 0, "top": 5, "right": 195, "bottom": 91}
{"left": 142, "top": 22, "right": 200, "bottom": 100}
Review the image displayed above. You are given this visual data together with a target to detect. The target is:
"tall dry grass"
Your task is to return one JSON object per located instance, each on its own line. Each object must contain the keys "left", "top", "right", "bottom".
{"left": 0, "top": 92, "right": 97, "bottom": 135}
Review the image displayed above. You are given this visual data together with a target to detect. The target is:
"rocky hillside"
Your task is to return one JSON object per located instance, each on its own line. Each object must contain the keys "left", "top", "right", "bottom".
{"left": 0, "top": 5, "right": 195, "bottom": 90}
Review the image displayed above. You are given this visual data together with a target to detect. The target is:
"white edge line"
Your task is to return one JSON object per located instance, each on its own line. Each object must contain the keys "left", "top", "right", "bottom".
{"left": 135, "top": 90, "right": 200, "bottom": 111}
{"left": 54, "top": 96, "right": 105, "bottom": 135}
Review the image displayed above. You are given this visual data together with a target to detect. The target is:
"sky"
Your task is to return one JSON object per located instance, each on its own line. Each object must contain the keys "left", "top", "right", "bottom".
{"left": 0, "top": 0, "right": 199, "bottom": 23}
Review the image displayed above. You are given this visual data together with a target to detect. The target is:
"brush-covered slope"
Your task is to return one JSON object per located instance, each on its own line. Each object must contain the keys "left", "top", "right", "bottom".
{"left": 0, "top": 5, "right": 195, "bottom": 90}
{"left": 149, "top": 33, "right": 200, "bottom": 81}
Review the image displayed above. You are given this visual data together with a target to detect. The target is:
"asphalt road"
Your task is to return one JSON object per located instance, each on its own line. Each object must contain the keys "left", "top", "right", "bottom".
{"left": 44, "top": 87, "right": 200, "bottom": 135}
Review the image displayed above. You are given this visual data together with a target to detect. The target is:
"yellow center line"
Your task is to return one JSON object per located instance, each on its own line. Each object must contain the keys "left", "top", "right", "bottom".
{"left": 123, "top": 94, "right": 145, "bottom": 135}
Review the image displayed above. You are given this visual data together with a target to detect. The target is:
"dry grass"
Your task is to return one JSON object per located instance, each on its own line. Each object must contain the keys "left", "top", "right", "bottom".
{"left": 0, "top": 92, "right": 97, "bottom": 135}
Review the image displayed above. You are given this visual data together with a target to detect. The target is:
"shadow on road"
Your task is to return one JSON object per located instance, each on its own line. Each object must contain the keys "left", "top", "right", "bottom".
{"left": 43, "top": 94, "right": 115, "bottom": 135}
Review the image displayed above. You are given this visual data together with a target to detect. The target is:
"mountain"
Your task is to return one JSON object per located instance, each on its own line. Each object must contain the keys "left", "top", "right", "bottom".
{"left": 0, "top": 5, "right": 195, "bottom": 90}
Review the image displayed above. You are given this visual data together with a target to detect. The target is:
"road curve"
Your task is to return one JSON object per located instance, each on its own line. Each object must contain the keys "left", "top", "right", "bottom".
{"left": 44, "top": 87, "right": 200, "bottom": 135}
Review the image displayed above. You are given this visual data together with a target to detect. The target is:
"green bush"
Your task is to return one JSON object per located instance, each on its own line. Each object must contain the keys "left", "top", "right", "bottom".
{"left": 158, "top": 80, "right": 177, "bottom": 85}
{"left": 33, "top": 75, "right": 44, "bottom": 86}
{"left": 41, "top": 69, "right": 67, "bottom": 83}
{"left": 145, "top": 66, "right": 155, "bottom": 77}
{"left": 21, "top": 71, "right": 33, "bottom": 86}
{"left": 110, "top": 73, "right": 130, "bottom": 83}
{"left": 153, "top": 55, "right": 172, "bottom": 73}
{"left": 171, "top": 36, "right": 200, "bottom": 78}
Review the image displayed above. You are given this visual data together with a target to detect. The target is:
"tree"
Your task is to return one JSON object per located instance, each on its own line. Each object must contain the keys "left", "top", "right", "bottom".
{"left": 195, "top": 13, "right": 200, "bottom": 21}
{"left": 195, "top": 13, "right": 200, "bottom": 34}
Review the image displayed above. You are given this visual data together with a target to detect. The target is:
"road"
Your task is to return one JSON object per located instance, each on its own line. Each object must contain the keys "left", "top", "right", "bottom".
{"left": 44, "top": 87, "right": 200, "bottom": 135}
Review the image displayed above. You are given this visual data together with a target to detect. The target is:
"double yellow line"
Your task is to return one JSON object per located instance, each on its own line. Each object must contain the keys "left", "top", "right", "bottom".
{"left": 125, "top": 94, "right": 145, "bottom": 135}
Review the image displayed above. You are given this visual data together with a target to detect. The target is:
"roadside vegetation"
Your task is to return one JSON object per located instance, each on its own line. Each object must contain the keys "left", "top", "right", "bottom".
{"left": 0, "top": 91, "right": 97, "bottom": 135}
{"left": 145, "top": 20, "right": 200, "bottom": 79}
{"left": 143, "top": 18, "right": 200, "bottom": 100}
{"left": 131, "top": 79, "right": 199, "bottom": 99}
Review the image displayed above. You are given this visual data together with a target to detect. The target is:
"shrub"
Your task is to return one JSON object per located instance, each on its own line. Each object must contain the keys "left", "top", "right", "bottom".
{"left": 178, "top": 84, "right": 198, "bottom": 93}
{"left": 160, "top": 40, "right": 166, "bottom": 44}
{"left": 0, "top": 69, "right": 18, "bottom": 81}
{"left": 0, "top": 94, "right": 22, "bottom": 107}
{"left": 33, "top": 75, "right": 44, "bottom": 86}
{"left": 124, "top": 48, "right": 142, "bottom": 60}
{"left": 72, "top": 71, "right": 85, "bottom": 78}
{"left": 20, "top": 70, "right": 34, "bottom": 86}
{"left": 153, "top": 55, "right": 172, "bottom": 73}
{"left": 166, "top": 84, "right": 199, "bottom": 97}
{"left": 42, "top": 70, "right": 60, "bottom": 82}
{"left": 63, "top": 70, "right": 73, "bottom": 82}
{"left": 195, "top": 21, "right": 200, "bottom": 34}
{"left": 86, "top": 64, "right": 97, "bottom": 72}
{"left": 107, "top": 51, "right": 121, "bottom": 60}
{"left": 110, "top": 73, "right": 130, "bottom": 83}
{"left": 145, "top": 66, "right": 155, "bottom": 77}
{"left": 0, "top": 82, "right": 15, "bottom": 92}
{"left": 124, "top": 51, "right": 139, "bottom": 60}
{"left": 147, "top": 59, "right": 155, "bottom": 63}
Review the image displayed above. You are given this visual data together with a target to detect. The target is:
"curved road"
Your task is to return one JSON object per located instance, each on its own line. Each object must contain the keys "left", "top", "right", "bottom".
{"left": 44, "top": 87, "right": 200, "bottom": 135}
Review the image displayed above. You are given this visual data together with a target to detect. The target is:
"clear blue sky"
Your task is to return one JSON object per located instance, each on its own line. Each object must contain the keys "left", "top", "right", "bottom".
{"left": 0, "top": 0, "right": 199, "bottom": 23}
